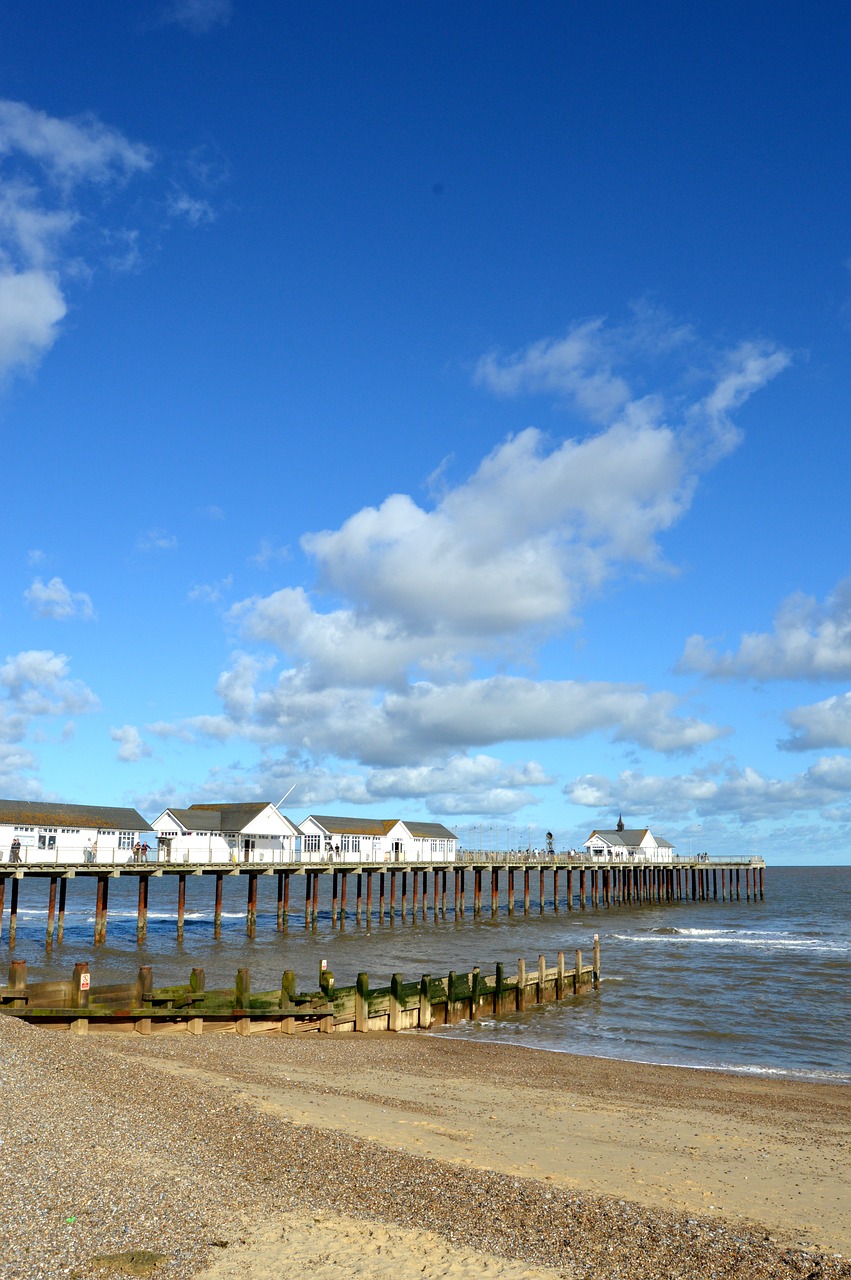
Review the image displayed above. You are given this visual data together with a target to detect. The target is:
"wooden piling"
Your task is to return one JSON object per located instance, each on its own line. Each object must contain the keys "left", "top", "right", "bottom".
{"left": 492, "top": 867, "right": 499, "bottom": 917}
{"left": 401, "top": 871, "right": 408, "bottom": 922}
{"left": 441, "top": 868, "right": 447, "bottom": 917}
{"left": 746, "top": 866, "right": 751, "bottom": 901}
{"left": 508, "top": 867, "right": 515, "bottom": 915}
{"left": 593, "top": 934, "right": 600, "bottom": 989}
{"left": 332, "top": 871, "right": 339, "bottom": 925}
{"left": 277, "top": 871, "right": 285, "bottom": 931}
{"left": 474, "top": 867, "right": 482, "bottom": 916}
{"left": 355, "top": 971, "right": 369, "bottom": 1032}
{"left": 311, "top": 870, "right": 319, "bottom": 925}
{"left": 8, "top": 877, "right": 19, "bottom": 948}
{"left": 759, "top": 866, "right": 765, "bottom": 900}
{"left": 340, "top": 870, "right": 348, "bottom": 923}
{"left": 736, "top": 867, "right": 741, "bottom": 900}
{"left": 433, "top": 868, "right": 439, "bottom": 919}
{"left": 579, "top": 868, "right": 586, "bottom": 911}
{"left": 539, "top": 866, "right": 545, "bottom": 914}
{"left": 516, "top": 956, "right": 526, "bottom": 1011}
{"left": 567, "top": 866, "right": 573, "bottom": 911}
{"left": 45, "top": 875, "right": 57, "bottom": 950}
{"left": 537, "top": 954, "right": 546, "bottom": 1004}
{"left": 214, "top": 872, "right": 223, "bottom": 938}
{"left": 94, "top": 874, "right": 109, "bottom": 946}
{"left": 389, "top": 870, "right": 396, "bottom": 921}
{"left": 283, "top": 870, "right": 291, "bottom": 925}
{"left": 556, "top": 950, "right": 565, "bottom": 999}
{"left": 388, "top": 973, "right": 403, "bottom": 1031}
{"left": 356, "top": 872, "right": 363, "bottom": 921}
{"left": 412, "top": 869, "right": 419, "bottom": 919}
{"left": 553, "top": 867, "right": 559, "bottom": 913}
{"left": 136, "top": 874, "right": 148, "bottom": 945}
{"left": 574, "top": 948, "right": 582, "bottom": 994}
{"left": 524, "top": 867, "right": 530, "bottom": 915}
{"left": 246, "top": 871, "right": 258, "bottom": 938}
{"left": 177, "top": 872, "right": 186, "bottom": 942}
{"left": 368, "top": 871, "right": 375, "bottom": 923}
{"left": 304, "top": 871, "right": 312, "bottom": 927}
{"left": 460, "top": 868, "right": 466, "bottom": 917}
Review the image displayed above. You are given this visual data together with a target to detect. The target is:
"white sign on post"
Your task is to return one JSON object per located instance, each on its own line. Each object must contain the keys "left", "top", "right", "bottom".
{"left": 79, "top": 973, "right": 90, "bottom": 991}
{"left": 320, "top": 959, "right": 327, "bottom": 972}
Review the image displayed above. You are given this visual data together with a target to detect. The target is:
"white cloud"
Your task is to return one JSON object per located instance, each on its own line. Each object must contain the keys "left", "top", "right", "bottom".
{"left": 0, "top": 650, "right": 99, "bottom": 751}
{"left": 565, "top": 755, "right": 851, "bottom": 823}
{"left": 678, "top": 578, "right": 851, "bottom": 680}
{"left": 156, "top": 658, "right": 722, "bottom": 767}
{"left": 168, "top": 190, "right": 216, "bottom": 226}
{"left": 780, "top": 692, "right": 851, "bottom": 751}
{"left": 26, "top": 548, "right": 45, "bottom": 565}
{"left": 0, "top": 268, "right": 66, "bottom": 379}
{"left": 188, "top": 575, "right": 233, "bottom": 605}
{"left": 137, "top": 528, "right": 178, "bottom": 551}
{"left": 161, "top": 0, "right": 232, "bottom": 33}
{"left": 24, "top": 575, "right": 95, "bottom": 621}
{"left": 0, "top": 99, "right": 151, "bottom": 383}
{"left": 249, "top": 537, "right": 290, "bottom": 567}
{"left": 110, "top": 724, "right": 152, "bottom": 763}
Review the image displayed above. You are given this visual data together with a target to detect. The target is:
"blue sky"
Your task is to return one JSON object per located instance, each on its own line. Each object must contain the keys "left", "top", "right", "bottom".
{"left": 2, "top": 1, "right": 851, "bottom": 863}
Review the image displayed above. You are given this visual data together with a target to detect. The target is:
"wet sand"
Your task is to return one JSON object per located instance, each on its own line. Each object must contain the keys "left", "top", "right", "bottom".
{"left": 1, "top": 1017, "right": 849, "bottom": 1279}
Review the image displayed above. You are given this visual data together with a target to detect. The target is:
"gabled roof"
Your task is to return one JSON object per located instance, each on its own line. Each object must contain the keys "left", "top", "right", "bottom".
{"left": 587, "top": 828, "right": 650, "bottom": 845}
{"left": 0, "top": 800, "right": 153, "bottom": 832}
{"left": 187, "top": 802, "right": 273, "bottom": 831}
{"left": 397, "top": 821, "right": 457, "bottom": 840}
{"left": 168, "top": 808, "right": 222, "bottom": 833}
{"left": 304, "top": 815, "right": 398, "bottom": 837}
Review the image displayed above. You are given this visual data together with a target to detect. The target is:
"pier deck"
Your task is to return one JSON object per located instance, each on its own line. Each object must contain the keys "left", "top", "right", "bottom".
{"left": 0, "top": 854, "right": 766, "bottom": 951}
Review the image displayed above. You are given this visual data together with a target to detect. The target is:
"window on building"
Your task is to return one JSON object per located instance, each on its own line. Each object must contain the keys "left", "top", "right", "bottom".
{"left": 341, "top": 835, "right": 350, "bottom": 853}
{"left": 304, "top": 834, "right": 320, "bottom": 853}
{"left": 351, "top": 836, "right": 360, "bottom": 854}
{"left": 118, "top": 832, "right": 134, "bottom": 850}
{"left": 431, "top": 839, "right": 438, "bottom": 853}
{"left": 438, "top": 840, "right": 446, "bottom": 853}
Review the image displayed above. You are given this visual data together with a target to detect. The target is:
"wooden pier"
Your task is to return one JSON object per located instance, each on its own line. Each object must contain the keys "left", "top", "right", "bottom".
{"left": 0, "top": 855, "right": 766, "bottom": 949}
{"left": 0, "top": 943, "right": 599, "bottom": 1035}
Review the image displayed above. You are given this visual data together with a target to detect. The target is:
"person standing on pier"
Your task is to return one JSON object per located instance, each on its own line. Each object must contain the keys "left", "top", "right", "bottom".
{"left": 9, "top": 837, "right": 21, "bottom": 863}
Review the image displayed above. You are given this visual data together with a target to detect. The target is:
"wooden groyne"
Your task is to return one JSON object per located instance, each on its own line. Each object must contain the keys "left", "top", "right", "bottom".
{"left": 0, "top": 857, "right": 765, "bottom": 950}
{"left": 0, "top": 942, "right": 599, "bottom": 1035}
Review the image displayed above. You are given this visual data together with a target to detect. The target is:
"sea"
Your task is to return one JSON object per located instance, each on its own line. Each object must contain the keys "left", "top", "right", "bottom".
{"left": 2, "top": 865, "right": 849, "bottom": 1084}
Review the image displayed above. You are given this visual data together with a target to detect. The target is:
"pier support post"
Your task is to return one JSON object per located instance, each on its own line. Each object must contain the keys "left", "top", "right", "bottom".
{"left": 567, "top": 867, "right": 573, "bottom": 911}
{"left": 177, "top": 872, "right": 186, "bottom": 943}
{"left": 137, "top": 874, "right": 149, "bottom": 945}
{"left": 246, "top": 872, "right": 258, "bottom": 938}
{"left": 474, "top": 867, "right": 482, "bottom": 916}
{"left": 736, "top": 868, "right": 740, "bottom": 900}
{"left": 759, "top": 866, "right": 765, "bottom": 900}
{"left": 375, "top": 871, "right": 382, "bottom": 923}
{"left": 460, "top": 869, "right": 466, "bottom": 917}
{"left": 356, "top": 872, "right": 363, "bottom": 922}
{"left": 368, "top": 871, "right": 375, "bottom": 924}
{"left": 508, "top": 867, "right": 515, "bottom": 915}
{"left": 745, "top": 867, "right": 751, "bottom": 901}
{"left": 579, "top": 868, "right": 586, "bottom": 910}
{"left": 332, "top": 871, "right": 339, "bottom": 925}
{"left": 389, "top": 871, "right": 396, "bottom": 922}
{"left": 94, "top": 874, "right": 109, "bottom": 946}
{"left": 283, "top": 870, "right": 291, "bottom": 927}
{"left": 441, "top": 868, "right": 447, "bottom": 917}
{"left": 214, "top": 872, "right": 223, "bottom": 939}
{"left": 432, "top": 868, "right": 439, "bottom": 919}
{"left": 312, "top": 871, "right": 319, "bottom": 926}
{"left": 340, "top": 870, "right": 347, "bottom": 924}
{"left": 553, "top": 867, "right": 559, "bottom": 913}
{"left": 304, "top": 872, "right": 312, "bottom": 927}
{"left": 277, "top": 872, "right": 285, "bottom": 931}
{"left": 412, "top": 870, "right": 419, "bottom": 919}
{"left": 45, "top": 875, "right": 57, "bottom": 950}
{"left": 401, "top": 871, "right": 408, "bottom": 922}
{"left": 539, "top": 867, "right": 545, "bottom": 914}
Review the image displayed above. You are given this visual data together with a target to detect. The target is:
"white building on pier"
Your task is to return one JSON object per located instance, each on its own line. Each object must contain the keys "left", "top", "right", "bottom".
{"left": 0, "top": 799, "right": 153, "bottom": 865}
{"left": 150, "top": 802, "right": 300, "bottom": 864}
{"left": 298, "top": 815, "right": 458, "bottom": 862}
{"left": 584, "top": 815, "right": 674, "bottom": 863}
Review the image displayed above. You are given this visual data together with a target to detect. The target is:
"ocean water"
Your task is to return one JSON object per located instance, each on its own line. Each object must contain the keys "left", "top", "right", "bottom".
{"left": 2, "top": 865, "right": 848, "bottom": 1083}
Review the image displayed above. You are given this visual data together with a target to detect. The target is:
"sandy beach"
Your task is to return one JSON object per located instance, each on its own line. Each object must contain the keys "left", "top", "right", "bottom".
{"left": 1, "top": 1016, "right": 848, "bottom": 1280}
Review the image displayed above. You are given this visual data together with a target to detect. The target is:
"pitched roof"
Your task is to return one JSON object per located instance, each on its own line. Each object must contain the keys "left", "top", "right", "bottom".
{"left": 168, "top": 808, "right": 222, "bottom": 832}
{"left": 397, "top": 821, "right": 457, "bottom": 840}
{"left": 586, "top": 827, "right": 674, "bottom": 848}
{"left": 187, "top": 802, "right": 274, "bottom": 832}
{"left": 0, "top": 800, "right": 153, "bottom": 832}
{"left": 305, "top": 815, "right": 398, "bottom": 837}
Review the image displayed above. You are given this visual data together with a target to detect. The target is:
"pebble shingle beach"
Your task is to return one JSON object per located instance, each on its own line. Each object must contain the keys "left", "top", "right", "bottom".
{"left": 1, "top": 1015, "right": 849, "bottom": 1280}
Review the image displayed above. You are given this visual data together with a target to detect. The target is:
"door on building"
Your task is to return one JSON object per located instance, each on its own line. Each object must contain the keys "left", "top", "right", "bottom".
{"left": 243, "top": 837, "right": 255, "bottom": 863}
{"left": 392, "top": 840, "right": 403, "bottom": 861}
{"left": 37, "top": 830, "right": 57, "bottom": 854}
